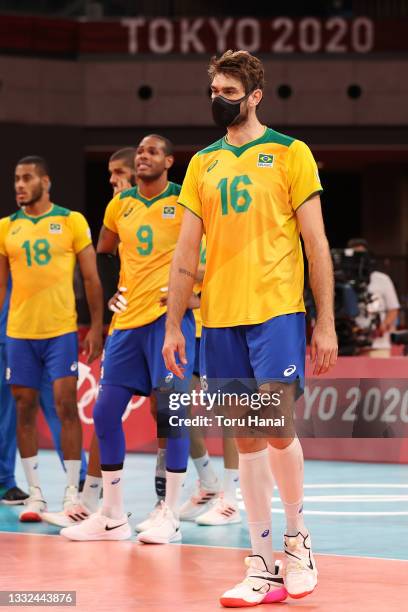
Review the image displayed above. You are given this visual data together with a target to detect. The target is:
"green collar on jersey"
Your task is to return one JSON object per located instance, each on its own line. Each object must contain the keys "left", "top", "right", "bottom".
{"left": 198, "top": 127, "right": 295, "bottom": 158}
{"left": 119, "top": 181, "right": 181, "bottom": 207}
{"left": 10, "top": 204, "right": 70, "bottom": 224}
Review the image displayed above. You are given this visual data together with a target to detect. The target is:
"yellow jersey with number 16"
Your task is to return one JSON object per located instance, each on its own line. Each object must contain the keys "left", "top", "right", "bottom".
{"left": 0, "top": 204, "right": 92, "bottom": 339}
{"left": 178, "top": 127, "right": 322, "bottom": 328}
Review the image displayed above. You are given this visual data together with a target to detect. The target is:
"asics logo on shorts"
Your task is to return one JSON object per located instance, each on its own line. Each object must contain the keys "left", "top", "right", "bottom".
{"left": 165, "top": 372, "right": 174, "bottom": 383}
{"left": 200, "top": 375, "right": 208, "bottom": 391}
{"left": 5, "top": 368, "right": 11, "bottom": 380}
{"left": 70, "top": 361, "right": 78, "bottom": 372}
{"left": 283, "top": 364, "right": 296, "bottom": 377}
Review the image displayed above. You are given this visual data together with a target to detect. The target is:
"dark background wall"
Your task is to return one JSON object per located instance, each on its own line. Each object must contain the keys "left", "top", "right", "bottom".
{"left": 0, "top": 124, "right": 85, "bottom": 217}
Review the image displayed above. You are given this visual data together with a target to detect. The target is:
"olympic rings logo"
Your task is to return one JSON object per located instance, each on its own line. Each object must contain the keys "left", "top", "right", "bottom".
{"left": 77, "top": 361, "right": 146, "bottom": 425}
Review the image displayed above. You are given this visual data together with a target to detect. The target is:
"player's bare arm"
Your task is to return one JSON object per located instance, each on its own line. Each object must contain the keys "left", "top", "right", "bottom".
{"left": 97, "top": 224, "right": 120, "bottom": 254}
{"left": 378, "top": 308, "right": 399, "bottom": 335}
{"left": 96, "top": 225, "right": 124, "bottom": 313}
{"left": 77, "top": 244, "right": 104, "bottom": 363}
{"left": 163, "top": 209, "right": 203, "bottom": 378}
{"left": 0, "top": 254, "right": 10, "bottom": 311}
{"left": 296, "top": 194, "right": 338, "bottom": 375}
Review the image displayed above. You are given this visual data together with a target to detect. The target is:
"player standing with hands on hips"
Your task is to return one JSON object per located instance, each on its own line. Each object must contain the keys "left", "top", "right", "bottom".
{"left": 163, "top": 51, "right": 338, "bottom": 607}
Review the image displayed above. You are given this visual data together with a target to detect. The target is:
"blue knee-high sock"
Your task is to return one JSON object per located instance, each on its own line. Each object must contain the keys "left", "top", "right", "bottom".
{"left": 93, "top": 384, "right": 133, "bottom": 468}
{"left": 166, "top": 435, "right": 190, "bottom": 472}
{"left": 155, "top": 389, "right": 190, "bottom": 472}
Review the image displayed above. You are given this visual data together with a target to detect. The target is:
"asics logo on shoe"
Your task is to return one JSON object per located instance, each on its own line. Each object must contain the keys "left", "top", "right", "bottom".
{"left": 111, "top": 478, "right": 121, "bottom": 485}
{"left": 283, "top": 365, "right": 296, "bottom": 377}
{"left": 261, "top": 529, "right": 270, "bottom": 538}
{"left": 105, "top": 522, "right": 127, "bottom": 531}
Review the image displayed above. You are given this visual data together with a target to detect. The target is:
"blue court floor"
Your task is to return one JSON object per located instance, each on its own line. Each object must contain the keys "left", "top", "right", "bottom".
{"left": 1, "top": 451, "right": 407, "bottom": 561}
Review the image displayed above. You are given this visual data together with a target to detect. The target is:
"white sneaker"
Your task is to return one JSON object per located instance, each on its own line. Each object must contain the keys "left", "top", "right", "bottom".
{"left": 42, "top": 485, "right": 92, "bottom": 527}
{"left": 42, "top": 503, "right": 92, "bottom": 527}
{"left": 179, "top": 482, "right": 220, "bottom": 521}
{"left": 61, "top": 510, "right": 131, "bottom": 541}
{"left": 137, "top": 501, "right": 181, "bottom": 544}
{"left": 284, "top": 532, "right": 318, "bottom": 598}
{"left": 135, "top": 502, "right": 162, "bottom": 532}
{"left": 19, "top": 486, "right": 47, "bottom": 522}
{"left": 195, "top": 495, "right": 241, "bottom": 526}
{"left": 220, "top": 555, "right": 287, "bottom": 607}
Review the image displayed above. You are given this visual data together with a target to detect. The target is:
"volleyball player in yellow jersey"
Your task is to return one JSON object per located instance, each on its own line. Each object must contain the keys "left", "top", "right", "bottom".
{"left": 42, "top": 148, "right": 138, "bottom": 528}
{"left": 163, "top": 51, "right": 338, "bottom": 605}
{"left": 61, "top": 135, "right": 195, "bottom": 544}
{"left": 0, "top": 156, "right": 103, "bottom": 522}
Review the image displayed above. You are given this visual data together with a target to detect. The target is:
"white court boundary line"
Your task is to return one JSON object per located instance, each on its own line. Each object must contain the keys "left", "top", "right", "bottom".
{"left": 235, "top": 482, "right": 408, "bottom": 515}
{"left": 303, "top": 484, "right": 408, "bottom": 489}
{"left": 1, "top": 531, "right": 407, "bottom": 563}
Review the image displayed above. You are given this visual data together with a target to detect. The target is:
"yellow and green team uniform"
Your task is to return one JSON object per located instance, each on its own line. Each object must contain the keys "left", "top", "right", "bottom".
{"left": 178, "top": 127, "right": 322, "bottom": 388}
{"left": 99, "top": 182, "right": 195, "bottom": 394}
{"left": 0, "top": 204, "right": 92, "bottom": 386}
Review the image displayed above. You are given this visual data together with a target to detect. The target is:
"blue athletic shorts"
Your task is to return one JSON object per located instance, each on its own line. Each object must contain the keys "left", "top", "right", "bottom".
{"left": 200, "top": 313, "right": 306, "bottom": 393}
{"left": 193, "top": 337, "right": 201, "bottom": 376}
{"left": 5, "top": 332, "right": 79, "bottom": 389}
{"left": 101, "top": 311, "right": 196, "bottom": 395}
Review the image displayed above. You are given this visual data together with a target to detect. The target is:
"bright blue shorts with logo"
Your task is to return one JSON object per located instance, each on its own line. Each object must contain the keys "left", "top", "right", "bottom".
{"left": 200, "top": 313, "right": 306, "bottom": 393}
{"left": 5, "top": 332, "right": 79, "bottom": 389}
{"left": 101, "top": 311, "right": 195, "bottom": 395}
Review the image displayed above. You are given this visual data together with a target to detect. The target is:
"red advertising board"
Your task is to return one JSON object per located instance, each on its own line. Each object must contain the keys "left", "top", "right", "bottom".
{"left": 37, "top": 351, "right": 408, "bottom": 464}
{"left": 1, "top": 15, "right": 408, "bottom": 57}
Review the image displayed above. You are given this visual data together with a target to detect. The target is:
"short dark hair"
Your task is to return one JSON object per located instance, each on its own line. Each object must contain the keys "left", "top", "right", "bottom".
{"left": 142, "top": 134, "right": 174, "bottom": 156}
{"left": 109, "top": 147, "right": 136, "bottom": 168}
{"left": 16, "top": 155, "right": 50, "bottom": 177}
{"left": 347, "top": 238, "right": 369, "bottom": 250}
{"left": 208, "top": 50, "right": 265, "bottom": 94}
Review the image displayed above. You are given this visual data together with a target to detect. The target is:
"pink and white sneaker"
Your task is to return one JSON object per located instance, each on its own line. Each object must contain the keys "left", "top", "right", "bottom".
{"left": 179, "top": 482, "right": 220, "bottom": 521}
{"left": 284, "top": 532, "right": 318, "bottom": 598}
{"left": 220, "top": 555, "right": 287, "bottom": 607}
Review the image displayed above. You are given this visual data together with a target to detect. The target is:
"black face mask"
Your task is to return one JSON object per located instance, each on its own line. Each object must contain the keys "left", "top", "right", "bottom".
{"left": 211, "top": 92, "right": 251, "bottom": 129}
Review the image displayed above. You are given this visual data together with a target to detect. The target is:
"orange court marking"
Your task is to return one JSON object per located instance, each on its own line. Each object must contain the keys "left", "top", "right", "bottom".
{"left": 1, "top": 533, "right": 407, "bottom": 611}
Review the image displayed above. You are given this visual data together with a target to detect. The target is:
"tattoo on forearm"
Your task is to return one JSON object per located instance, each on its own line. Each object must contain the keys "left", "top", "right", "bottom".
{"left": 178, "top": 267, "right": 195, "bottom": 279}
